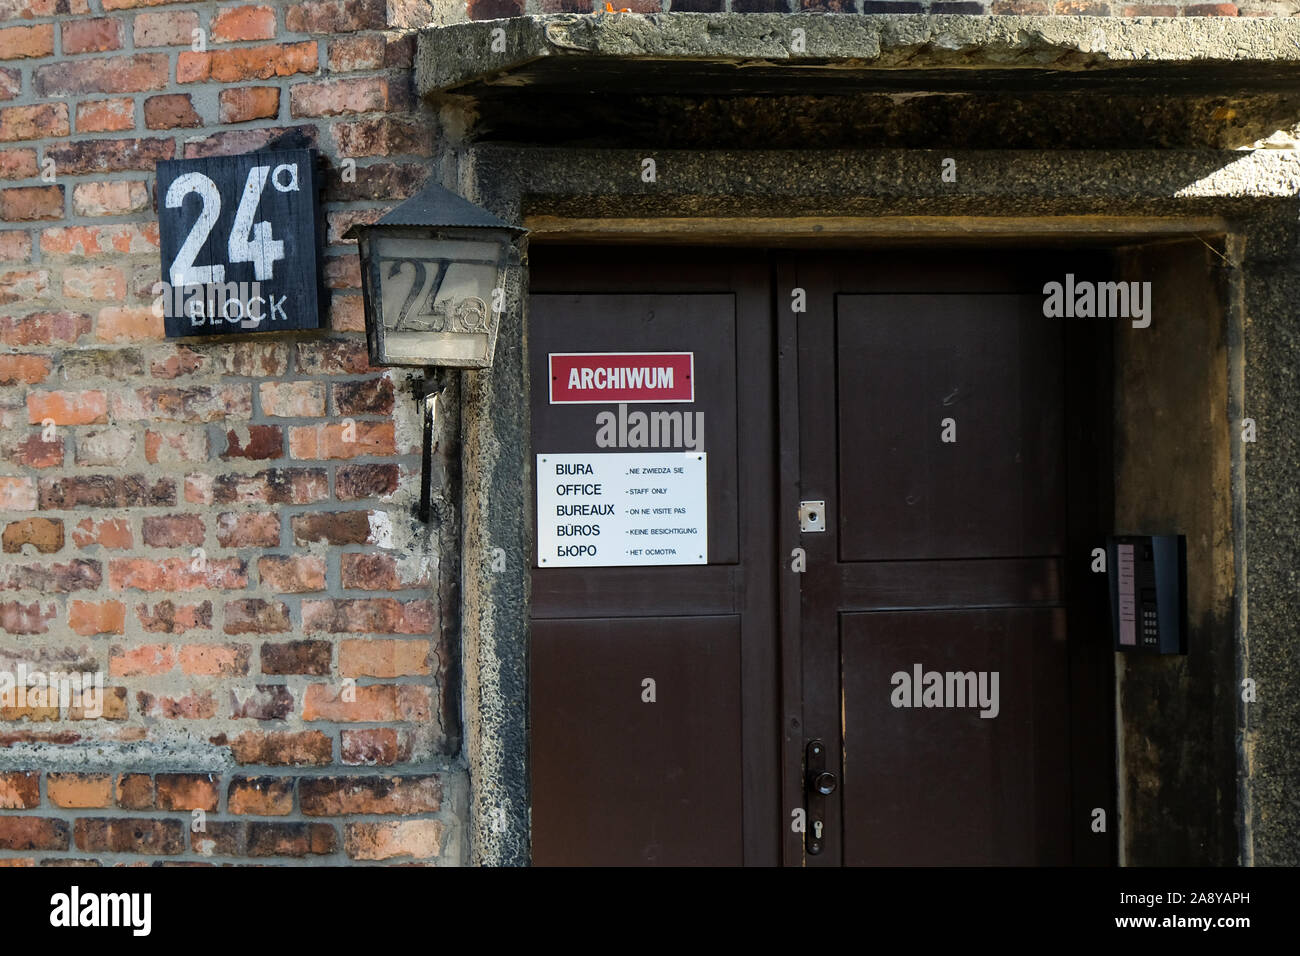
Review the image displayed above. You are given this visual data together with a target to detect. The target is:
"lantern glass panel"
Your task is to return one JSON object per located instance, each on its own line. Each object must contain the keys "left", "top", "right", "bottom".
{"left": 367, "top": 231, "right": 509, "bottom": 366}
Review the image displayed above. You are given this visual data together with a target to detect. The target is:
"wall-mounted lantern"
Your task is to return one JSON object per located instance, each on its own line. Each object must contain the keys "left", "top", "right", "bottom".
{"left": 346, "top": 183, "right": 526, "bottom": 369}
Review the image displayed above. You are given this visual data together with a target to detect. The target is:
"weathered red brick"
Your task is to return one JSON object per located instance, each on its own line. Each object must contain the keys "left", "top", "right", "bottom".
{"left": 212, "top": 5, "right": 276, "bottom": 42}
{"left": 136, "top": 599, "right": 212, "bottom": 634}
{"left": 109, "top": 556, "right": 246, "bottom": 591}
{"left": 302, "top": 598, "right": 433, "bottom": 634}
{"left": 144, "top": 427, "right": 209, "bottom": 465}
{"left": 74, "top": 818, "right": 183, "bottom": 855}
{"left": 340, "top": 639, "right": 431, "bottom": 678}
{"left": 63, "top": 270, "right": 130, "bottom": 307}
{"left": 0, "top": 771, "right": 39, "bottom": 808}
{"left": 61, "top": 18, "right": 124, "bottom": 55}
{"left": 0, "top": 475, "right": 35, "bottom": 510}
{"left": 258, "top": 381, "right": 325, "bottom": 417}
{"left": 3, "top": 433, "right": 62, "bottom": 469}
{"left": 0, "top": 817, "right": 69, "bottom": 851}
{"left": 331, "top": 116, "right": 430, "bottom": 157}
{"left": 26, "top": 390, "right": 106, "bottom": 426}
{"left": 0, "top": 147, "right": 36, "bottom": 179}
{"left": 341, "top": 727, "right": 411, "bottom": 766}
{"left": 74, "top": 428, "right": 134, "bottom": 469}
{"left": 0, "top": 104, "right": 67, "bottom": 142}
{"left": 221, "top": 425, "right": 282, "bottom": 461}
{"left": 67, "top": 599, "right": 125, "bottom": 635}
{"left": 0, "top": 267, "right": 49, "bottom": 304}
{"left": 0, "top": 559, "right": 101, "bottom": 593}
{"left": 222, "top": 600, "right": 291, "bottom": 638}
{"left": 1, "top": 186, "right": 63, "bottom": 222}
{"left": 115, "top": 773, "right": 153, "bottom": 809}
{"left": 196, "top": 820, "right": 336, "bottom": 857}
{"left": 257, "top": 554, "right": 326, "bottom": 593}
{"left": 0, "top": 600, "right": 56, "bottom": 634}
{"left": 132, "top": 11, "right": 198, "bottom": 48}
{"left": 148, "top": 346, "right": 206, "bottom": 380}
{"left": 327, "top": 161, "right": 428, "bottom": 204}
{"left": 183, "top": 124, "right": 318, "bottom": 159}
{"left": 328, "top": 207, "right": 387, "bottom": 244}
{"left": 210, "top": 468, "right": 328, "bottom": 505}
{"left": 0, "top": 229, "right": 30, "bottom": 261}
{"left": 74, "top": 98, "right": 134, "bottom": 133}
{"left": 230, "top": 684, "right": 293, "bottom": 720}
{"left": 334, "top": 377, "right": 394, "bottom": 416}
{"left": 215, "top": 512, "right": 280, "bottom": 549}
{"left": 289, "top": 421, "right": 396, "bottom": 459}
{"left": 286, "top": 0, "right": 386, "bottom": 33}
{"left": 336, "top": 463, "right": 400, "bottom": 501}
{"left": 145, "top": 93, "right": 201, "bottom": 129}
{"left": 290, "top": 511, "right": 373, "bottom": 546}
{"left": 156, "top": 772, "right": 219, "bottom": 811}
{"left": 299, "top": 775, "right": 442, "bottom": 815}
{"left": 180, "top": 643, "right": 249, "bottom": 677}
{"left": 327, "top": 34, "right": 383, "bottom": 72}
{"left": 228, "top": 730, "right": 332, "bottom": 766}
{"left": 261, "top": 639, "right": 331, "bottom": 674}
{"left": 40, "top": 223, "right": 158, "bottom": 258}
{"left": 44, "top": 137, "right": 174, "bottom": 176}
{"left": 227, "top": 776, "right": 294, "bottom": 815}
{"left": 141, "top": 513, "right": 204, "bottom": 548}
{"left": 345, "top": 820, "right": 443, "bottom": 860}
{"left": 0, "top": 354, "right": 50, "bottom": 387}
{"left": 47, "top": 773, "right": 112, "bottom": 808}
{"left": 0, "top": 24, "right": 54, "bottom": 59}
{"left": 302, "top": 683, "right": 430, "bottom": 722}
{"left": 178, "top": 41, "right": 317, "bottom": 84}
{"left": 218, "top": 86, "right": 280, "bottom": 124}
{"left": 109, "top": 643, "right": 175, "bottom": 676}
{"left": 70, "top": 517, "right": 133, "bottom": 550}
{"left": 329, "top": 293, "right": 365, "bottom": 332}
{"left": 111, "top": 384, "right": 252, "bottom": 421}
{"left": 136, "top": 688, "right": 217, "bottom": 719}
{"left": 2, "top": 517, "right": 63, "bottom": 553}
{"left": 34, "top": 54, "right": 170, "bottom": 96}
{"left": 468, "top": 0, "right": 523, "bottom": 16}
{"left": 39, "top": 474, "right": 175, "bottom": 509}
{"left": 290, "top": 78, "right": 393, "bottom": 117}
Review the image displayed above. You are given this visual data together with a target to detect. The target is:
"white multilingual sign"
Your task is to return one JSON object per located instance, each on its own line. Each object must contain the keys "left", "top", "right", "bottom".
{"left": 536, "top": 452, "right": 707, "bottom": 567}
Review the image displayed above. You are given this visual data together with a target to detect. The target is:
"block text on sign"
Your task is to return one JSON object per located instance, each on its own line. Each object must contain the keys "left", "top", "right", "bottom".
{"left": 156, "top": 148, "right": 324, "bottom": 337}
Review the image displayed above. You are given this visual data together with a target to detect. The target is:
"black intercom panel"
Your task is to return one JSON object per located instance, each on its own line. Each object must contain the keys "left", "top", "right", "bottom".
{"left": 1107, "top": 535, "right": 1187, "bottom": 655}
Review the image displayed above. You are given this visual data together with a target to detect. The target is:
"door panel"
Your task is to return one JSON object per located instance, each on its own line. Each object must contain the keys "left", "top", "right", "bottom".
{"left": 836, "top": 294, "right": 1065, "bottom": 561}
{"left": 531, "top": 615, "right": 743, "bottom": 866}
{"left": 528, "top": 251, "right": 779, "bottom": 867}
{"left": 840, "top": 607, "right": 1070, "bottom": 866}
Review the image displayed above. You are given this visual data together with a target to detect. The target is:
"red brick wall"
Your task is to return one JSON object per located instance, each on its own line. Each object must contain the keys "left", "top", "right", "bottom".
{"left": 0, "top": 0, "right": 462, "bottom": 865}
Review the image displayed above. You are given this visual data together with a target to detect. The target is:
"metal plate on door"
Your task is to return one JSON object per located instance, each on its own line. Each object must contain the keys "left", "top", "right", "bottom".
{"left": 799, "top": 500, "right": 826, "bottom": 532}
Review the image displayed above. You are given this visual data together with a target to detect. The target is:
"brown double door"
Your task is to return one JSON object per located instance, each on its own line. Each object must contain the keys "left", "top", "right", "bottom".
{"left": 529, "top": 247, "right": 1114, "bottom": 866}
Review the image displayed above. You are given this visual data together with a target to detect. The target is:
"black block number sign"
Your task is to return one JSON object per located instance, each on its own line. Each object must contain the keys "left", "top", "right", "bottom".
{"left": 156, "top": 148, "right": 324, "bottom": 337}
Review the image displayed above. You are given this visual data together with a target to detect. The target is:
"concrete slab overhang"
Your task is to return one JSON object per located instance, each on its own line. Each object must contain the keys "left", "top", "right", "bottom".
{"left": 417, "top": 13, "right": 1300, "bottom": 102}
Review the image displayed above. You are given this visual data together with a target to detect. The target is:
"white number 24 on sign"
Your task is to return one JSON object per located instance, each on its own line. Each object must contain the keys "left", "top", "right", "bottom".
{"left": 164, "top": 162, "right": 300, "bottom": 287}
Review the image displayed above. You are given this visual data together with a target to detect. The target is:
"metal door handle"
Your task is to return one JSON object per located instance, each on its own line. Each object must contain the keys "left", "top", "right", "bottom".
{"left": 808, "top": 769, "right": 837, "bottom": 797}
{"left": 804, "top": 739, "right": 834, "bottom": 855}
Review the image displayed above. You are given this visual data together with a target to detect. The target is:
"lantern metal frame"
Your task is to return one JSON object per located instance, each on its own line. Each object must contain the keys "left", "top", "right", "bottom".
{"left": 346, "top": 183, "right": 525, "bottom": 369}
